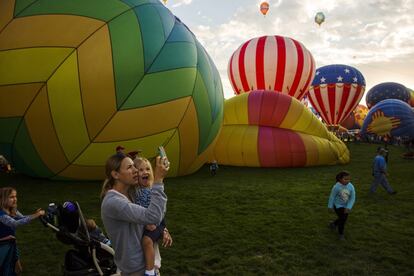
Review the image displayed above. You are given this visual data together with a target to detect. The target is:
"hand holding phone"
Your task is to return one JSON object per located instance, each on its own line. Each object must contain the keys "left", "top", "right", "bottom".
{"left": 158, "top": 146, "right": 170, "bottom": 167}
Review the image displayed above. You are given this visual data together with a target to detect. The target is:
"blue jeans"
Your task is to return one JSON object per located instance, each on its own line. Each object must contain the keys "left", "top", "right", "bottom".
{"left": 0, "top": 239, "right": 17, "bottom": 276}
{"left": 370, "top": 173, "right": 394, "bottom": 193}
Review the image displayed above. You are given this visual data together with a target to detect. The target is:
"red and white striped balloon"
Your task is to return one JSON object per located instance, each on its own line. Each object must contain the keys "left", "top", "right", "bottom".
{"left": 227, "top": 35, "right": 315, "bottom": 100}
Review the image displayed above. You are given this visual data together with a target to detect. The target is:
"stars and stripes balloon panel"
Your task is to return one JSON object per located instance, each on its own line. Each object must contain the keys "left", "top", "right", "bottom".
{"left": 227, "top": 35, "right": 315, "bottom": 100}
{"left": 307, "top": 64, "right": 366, "bottom": 126}
{"left": 365, "top": 82, "right": 411, "bottom": 109}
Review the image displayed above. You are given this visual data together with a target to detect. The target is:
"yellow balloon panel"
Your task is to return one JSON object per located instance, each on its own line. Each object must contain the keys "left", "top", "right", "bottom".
{"left": 95, "top": 97, "right": 192, "bottom": 142}
{"left": 0, "top": 83, "right": 43, "bottom": 117}
{"left": 77, "top": 25, "right": 117, "bottom": 140}
{"left": 48, "top": 51, "right": 90, "bottom": 161}
{"left": 177, "top": 99, "right": 199, "bottom": 174}
{"left": 74, "top": 129, "right": 175, "bottom": 166}
{"left": 0, "top": 15, "right": 103, "bottom": 50}
{"left": 25, "top": 86, "right": 69, "bottom": 173}
{"left": 0, "top": 0, "right": 14, "bottom": 30}
{"left": 0, "top": 48, "right": 73, "bottom": 85}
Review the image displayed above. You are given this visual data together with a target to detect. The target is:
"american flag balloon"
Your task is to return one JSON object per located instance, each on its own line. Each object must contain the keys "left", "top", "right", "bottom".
{"left": 307, "top": 64, "right": 366, "bottom": 126}
{"left": 227, "top": 35, "right": 315, "bottom": 100}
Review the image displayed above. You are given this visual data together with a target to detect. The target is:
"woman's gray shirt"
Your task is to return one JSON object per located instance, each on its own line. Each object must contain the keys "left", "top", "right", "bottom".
{"left": 101, "top": 184, "right": 167, "bottom": 273}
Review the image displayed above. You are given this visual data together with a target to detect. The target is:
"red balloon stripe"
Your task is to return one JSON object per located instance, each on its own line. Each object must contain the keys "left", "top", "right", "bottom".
{"left": 274, "top": 36, "right": 286, "bottom": 93}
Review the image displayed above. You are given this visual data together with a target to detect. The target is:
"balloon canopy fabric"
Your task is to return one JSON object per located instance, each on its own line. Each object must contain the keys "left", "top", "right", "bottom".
{"left": 227, "top": 35, "right": 315, "bottom": 100}
{"left": 260, "top": 2, "right": 269, "bottom": 16}
{"left": 365, "top": 82, "right": 410, "bottom": 109}
{"left": 340, "top": 104, "right": 368, "bottom": 130}
{"left": 307, "top": 64, "right": 366, "bottom": 126}
{"left": 0, "top": 0, "right": 223, "bottom": 180}
{"left": 213, "top": 91, "right": 349, "bottom": 167}
{"left": 407, "top": 88, "right": 414, "bottom": 107}
{"left": 361, "top": 99, "right": 414, "bottom": 138}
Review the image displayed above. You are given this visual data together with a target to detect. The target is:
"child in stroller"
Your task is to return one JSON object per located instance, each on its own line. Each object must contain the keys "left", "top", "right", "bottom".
{"left": 40, "top": 201, "right": 117, "bottom": 276}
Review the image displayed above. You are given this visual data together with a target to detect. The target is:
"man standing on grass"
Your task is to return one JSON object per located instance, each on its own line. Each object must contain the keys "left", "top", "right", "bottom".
{"left": 370, "top": 147, "right": 397, "bottom": 195}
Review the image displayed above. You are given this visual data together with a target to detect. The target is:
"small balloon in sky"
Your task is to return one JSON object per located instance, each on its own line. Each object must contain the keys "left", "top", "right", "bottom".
{"left": 162, "top": 0, "right": 167, "bottom": 4}
{"left": 314, "top": 12, "right": 325, "bottom": 26}
{"left": 260, "top": 2, "right": 270, "bottom": 16}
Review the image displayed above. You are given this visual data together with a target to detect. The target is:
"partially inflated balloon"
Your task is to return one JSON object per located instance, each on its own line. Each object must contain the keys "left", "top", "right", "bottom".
{"left": 361, "top": 99, "right": 414, "bottom": 138}
{"left": 213, "top": 91, "right": 349, "bottom": 167}
{"left": 307, "top": 64, "right": 365, "bottom": 126}
{"left": 365, "top": 82, "right": 410, "bottom": 109}
{"left": 0, "top": 0, "right": 223, "bottom": 180}
{"left": 228, "top": 35, "right": 315, "bottom": 99}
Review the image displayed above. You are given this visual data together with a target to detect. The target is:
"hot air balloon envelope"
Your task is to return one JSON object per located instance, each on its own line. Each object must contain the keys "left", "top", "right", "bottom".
{"left": 260, "top": 2, "right": 270, "bottom": 16}
{"left": 228, "top": 35, "right": 315, "bottom": 100}
{"left": 361, "top": 99, "right": 414, "bottom": 138}
{"left": 315, "top": 12, "right": 325, "bottom": 26}
{"left": 307, "top": 64, "right": 366, "bottom": 126}
{"left": 365, "top": 82, "right": 410, "bottom": 109}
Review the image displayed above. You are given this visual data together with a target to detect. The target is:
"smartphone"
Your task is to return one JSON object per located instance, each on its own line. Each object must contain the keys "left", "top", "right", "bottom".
{"left": 158, "top": 146, "right": 169, "bottom": 166}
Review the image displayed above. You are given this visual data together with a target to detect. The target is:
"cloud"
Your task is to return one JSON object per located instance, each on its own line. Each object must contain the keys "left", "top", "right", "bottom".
{"left": 184, "top": 1, "right": 414, "bottom": 100}
{"left": 171, "top": 0, "right": 192, "bottom": 8}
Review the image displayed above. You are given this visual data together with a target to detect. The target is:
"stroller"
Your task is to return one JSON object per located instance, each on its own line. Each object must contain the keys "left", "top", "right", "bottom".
{"left": 40, "top": 201, "right": 117, "bottom": 275}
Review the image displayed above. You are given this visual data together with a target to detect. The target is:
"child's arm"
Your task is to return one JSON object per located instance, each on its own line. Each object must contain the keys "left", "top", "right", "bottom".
{"left": 145, "top": 224, "right": 157, "bottom": 231}
{"left": 346, "top": 184, "right": 356, "bottom": 210}
{"left": 0, "top": 209, "right": 43, "bottom": 229}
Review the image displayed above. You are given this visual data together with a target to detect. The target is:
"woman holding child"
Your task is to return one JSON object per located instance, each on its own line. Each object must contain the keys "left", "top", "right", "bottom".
{"left": 100, "top": 152, "right": 172, "bottom": 276}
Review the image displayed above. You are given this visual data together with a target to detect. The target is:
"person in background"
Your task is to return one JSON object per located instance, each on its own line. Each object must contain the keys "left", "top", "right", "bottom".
{"left": 0, "top": 187, "right": 45, "bottom": 275}
{"left": 371, "top": 147, "right": 397, "bottom": 195}
{"left": 328, "top": 171, "right": 356, "bottom": 241}
{"left": 209, "top": 160, "right": 219, "bottom": 176}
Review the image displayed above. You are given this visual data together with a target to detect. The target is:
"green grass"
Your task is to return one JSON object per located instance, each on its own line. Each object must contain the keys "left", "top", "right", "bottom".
{"left": 1, "top": 143, "right": 413, "bottom": 275}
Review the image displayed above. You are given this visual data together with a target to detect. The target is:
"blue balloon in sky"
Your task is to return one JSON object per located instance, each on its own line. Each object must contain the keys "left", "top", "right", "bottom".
{"left": 361, "top": 99, "right": 414, "bottom": 138}
{"left": 365, "top": 82, "right": 410, "bottom": 109}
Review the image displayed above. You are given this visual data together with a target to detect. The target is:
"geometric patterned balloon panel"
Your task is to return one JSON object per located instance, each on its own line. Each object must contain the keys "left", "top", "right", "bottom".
{"left": 0, "top": 0, "right": 223, "bottom": 180}
{"left": 361, "top": 99, "right": 414, "bottom": 139}
{"left": 365, "top": 82, "right": 410, "bottom": 109}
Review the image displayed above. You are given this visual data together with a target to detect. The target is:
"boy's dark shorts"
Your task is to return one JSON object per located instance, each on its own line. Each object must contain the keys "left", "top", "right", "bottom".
{"left": 143, "top": 219, "right": 166, "bottom": 242}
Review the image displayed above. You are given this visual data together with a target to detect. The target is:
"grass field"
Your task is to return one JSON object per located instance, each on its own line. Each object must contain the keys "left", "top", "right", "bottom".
{"left": 1, "top": 143, "right": 413, "bottom": 275}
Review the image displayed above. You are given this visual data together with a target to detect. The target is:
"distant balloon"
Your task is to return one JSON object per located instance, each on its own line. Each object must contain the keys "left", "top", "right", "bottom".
{"left": 307, "top": 64, "right": 366, "bottom": 126}
{"left": 162, "top": 0, "right": 167, "bottom": 4}
{"left": 260, "top": 2, "right": 270, "bottom": 16}
{"left": 361, "top": 99, "right": 414, "bottom": 138}
{"left": 354, "top": 104, "right": 369, "bottom": 127}
{"left": 408, "top": 88, "right": 414, "bottom": 107}
{"left": 314, "top": 12, "right": 325, "bottom": 26}
{"left": 365, "top": 82, "right": 410, "bottom": 109}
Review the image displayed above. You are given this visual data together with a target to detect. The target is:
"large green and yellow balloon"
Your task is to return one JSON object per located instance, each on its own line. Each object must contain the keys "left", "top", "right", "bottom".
{"left": 0, "top": 0, "right": 223, "bottom": 180}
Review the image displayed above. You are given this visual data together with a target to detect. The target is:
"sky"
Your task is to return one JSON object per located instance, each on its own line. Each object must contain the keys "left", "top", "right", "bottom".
{"left": 165, "top": 0, "right": 414, "bottom": 105}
